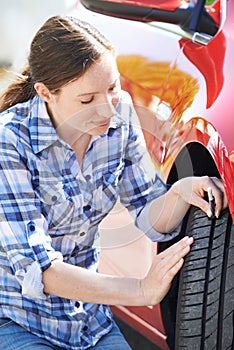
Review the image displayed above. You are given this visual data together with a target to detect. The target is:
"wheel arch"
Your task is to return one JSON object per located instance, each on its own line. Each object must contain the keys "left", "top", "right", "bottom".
{"left": 166, "top": 141, "right": 220, "bottom": 185}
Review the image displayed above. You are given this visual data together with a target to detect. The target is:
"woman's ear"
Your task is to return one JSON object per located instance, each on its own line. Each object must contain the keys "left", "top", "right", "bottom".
{"left": 34, "top": 82, "right": 52, "bottom": 102}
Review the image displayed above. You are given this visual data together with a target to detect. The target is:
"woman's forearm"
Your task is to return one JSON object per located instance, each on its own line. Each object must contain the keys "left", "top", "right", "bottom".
{"left": 149, "top": 182, "right": 190, "bottom": 233}
{"left": 43, "top": 236, "right": 194, "bottom": 307}
{"left": 42, "top": 259, "right": 144, "bottom": 306}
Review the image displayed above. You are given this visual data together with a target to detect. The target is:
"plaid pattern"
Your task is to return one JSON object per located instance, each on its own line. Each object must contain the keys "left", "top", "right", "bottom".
{"left": 0, "top": 91, "right": 176, "bottom": 349}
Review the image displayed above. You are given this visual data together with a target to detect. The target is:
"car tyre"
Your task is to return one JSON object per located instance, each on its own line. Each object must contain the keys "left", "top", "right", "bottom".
{"left": 174, "top": 206, "right": 234, "bottom": 350}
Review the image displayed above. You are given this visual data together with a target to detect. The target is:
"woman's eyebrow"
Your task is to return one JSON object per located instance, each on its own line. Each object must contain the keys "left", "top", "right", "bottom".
{"left": 77, "top": 91, "right": 98, "bottom": 97}
{"left": 77, "top": 77, "right": 120, "bottom": 97}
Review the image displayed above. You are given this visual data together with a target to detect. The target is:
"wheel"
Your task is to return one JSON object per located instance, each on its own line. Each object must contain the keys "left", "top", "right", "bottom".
{"left": 175, "top": 207, "right": 234, "bottom": 349}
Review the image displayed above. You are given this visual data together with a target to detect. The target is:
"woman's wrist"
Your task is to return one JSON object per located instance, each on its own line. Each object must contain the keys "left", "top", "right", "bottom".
{"left": 170, "top": 179, "right": 190, "bottom": 208}
{"left": 170, "top": 179, "right": 183, "bottom": 197}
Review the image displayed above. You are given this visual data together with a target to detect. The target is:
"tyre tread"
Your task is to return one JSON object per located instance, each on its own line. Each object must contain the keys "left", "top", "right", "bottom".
{"left": 175, "top": 207, "right": 234, "bottom": 350}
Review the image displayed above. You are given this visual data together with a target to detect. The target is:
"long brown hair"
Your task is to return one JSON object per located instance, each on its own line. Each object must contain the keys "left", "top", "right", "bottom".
{"left": 0, "top": 15, "right": 115, "bottom": 112}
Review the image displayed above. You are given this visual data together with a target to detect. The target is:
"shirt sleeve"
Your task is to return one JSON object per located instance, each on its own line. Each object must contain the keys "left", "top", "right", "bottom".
{"left": 136, "top": 200, "right": 182, "bottom": 242}
{"left": 118, "top": 92, "right": 182, "bottom": 242}
{"left": 0, "top": 126, "right": 62, "bottom": 299}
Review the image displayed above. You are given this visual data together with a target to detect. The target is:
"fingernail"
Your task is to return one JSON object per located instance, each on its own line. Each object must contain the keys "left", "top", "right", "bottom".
{"left": 207, "top": 209, "right": 212, "bottom": 218}
{"left": 215, "top": 211, "right": 219, "bottom": 219}
{"left": 183, "top": 236, "right": 193, "bottom": 243}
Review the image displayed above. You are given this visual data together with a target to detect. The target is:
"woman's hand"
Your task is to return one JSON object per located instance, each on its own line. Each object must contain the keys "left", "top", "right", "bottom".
{"left": 140, "top": 236, "right": 194, "bottom": 305}
{"left": 150, "top": 176, "right": 228, "bottom": 234}
{"left": 171, "top": 176, "right": 228, "bottom": 219}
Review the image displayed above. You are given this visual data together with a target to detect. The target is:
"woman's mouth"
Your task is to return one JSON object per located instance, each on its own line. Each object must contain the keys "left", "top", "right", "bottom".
{"left": 95, "top": 119, "right": 111, "bottom": 127}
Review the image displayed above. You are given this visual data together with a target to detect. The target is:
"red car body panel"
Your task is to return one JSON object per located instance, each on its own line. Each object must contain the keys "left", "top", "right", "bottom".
{"left": 75, "top": 0, "right": 234, "bottom": 348}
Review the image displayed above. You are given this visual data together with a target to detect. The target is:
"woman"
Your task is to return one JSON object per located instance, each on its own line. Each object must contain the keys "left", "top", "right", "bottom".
{"left": 0, "top": 16, "right": 227, "bottom": 349}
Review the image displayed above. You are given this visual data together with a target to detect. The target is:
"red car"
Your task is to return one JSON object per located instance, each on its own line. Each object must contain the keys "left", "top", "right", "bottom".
{"left": 75, "top": 1, "right": 234, "bottom": 349}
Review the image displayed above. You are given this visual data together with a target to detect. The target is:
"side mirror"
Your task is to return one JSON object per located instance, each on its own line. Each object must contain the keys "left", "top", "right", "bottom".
{"left": 81, "top": 0, "right": 218, "bottom": 36}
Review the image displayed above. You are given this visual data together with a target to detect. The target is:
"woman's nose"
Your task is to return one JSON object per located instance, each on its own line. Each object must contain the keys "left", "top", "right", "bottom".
{"left": 96, "top": 97, "right": 116, "bottom": 119}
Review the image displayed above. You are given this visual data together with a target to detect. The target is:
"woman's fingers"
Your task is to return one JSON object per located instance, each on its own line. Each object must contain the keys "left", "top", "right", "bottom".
{"left": 141, "top": 236, "right": 193, "bottom": 305}
{"left": 157, "top": 236, "right": 193, "bottom": 279}
{"left": 209, "top": 177, "right": 228, "bottom": 217}
{"left": 179, "top": 176, "right": 228, "bottom": 218}
{"left": 158, "top": 236, "right": 193, "bottom": 262}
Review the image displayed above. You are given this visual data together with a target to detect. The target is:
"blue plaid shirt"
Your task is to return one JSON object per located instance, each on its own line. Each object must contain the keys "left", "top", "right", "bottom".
{"left": 0, "top": 91, "right": 180, "bottom": 349}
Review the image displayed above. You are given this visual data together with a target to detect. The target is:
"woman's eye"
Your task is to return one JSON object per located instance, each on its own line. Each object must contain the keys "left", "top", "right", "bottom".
{"left": 81, "top": 96, "right": 94, "bottom": 104}
{"left": 109, "top": 85, "right": 119, "bottom": 93}
{"left": 109, "top": 79, "right": 121, "bottom": 93}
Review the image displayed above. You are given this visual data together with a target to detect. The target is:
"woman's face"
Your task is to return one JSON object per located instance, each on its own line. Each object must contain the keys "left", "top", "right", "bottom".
{"left": 46, "top": 51, "right": 121, "bottom": 139}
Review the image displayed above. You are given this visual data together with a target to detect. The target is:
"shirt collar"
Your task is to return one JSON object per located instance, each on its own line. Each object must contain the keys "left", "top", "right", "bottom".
{"left": 29, "top": 97, "right": 60, "bottom": 154}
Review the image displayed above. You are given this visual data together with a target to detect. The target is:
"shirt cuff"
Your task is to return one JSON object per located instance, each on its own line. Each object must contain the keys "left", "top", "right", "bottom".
{"left": 136, "top": 201, "right": 182, "bottom": 242}
{"left": 15, "top": 251, "right": 63, "bottom": 300}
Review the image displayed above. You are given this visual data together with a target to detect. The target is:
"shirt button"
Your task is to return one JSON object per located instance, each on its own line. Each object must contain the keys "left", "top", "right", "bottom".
{"left": 75, "top": 301, "right": 80, "bottom": 308}
{"left": 85, "top": 174, "right": 91, "bottom": 182}
{"left": 84, "top": 205, "right": 91, "bottom": 211}
{"left": 29, "top": 224, "right": 35, "bottom": 232}
{"left": 79, "top": 232, "right": 86, "bottom": 237}
{"left": 82, "top": 325, "right": 88, "bottom": 332}
{"left": 51, "top": 195, "right": 57, "bottom": 202}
